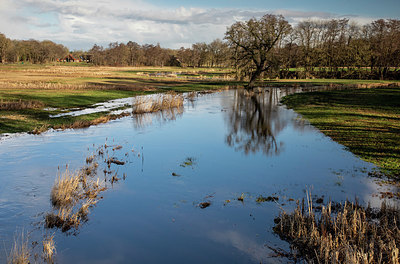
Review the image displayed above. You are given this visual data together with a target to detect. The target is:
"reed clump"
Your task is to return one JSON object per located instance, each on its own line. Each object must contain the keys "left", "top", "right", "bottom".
{"left": 7, "top": 233, "right": 29, "bottom": 264}
{"left": 42, "top": 234, "right": 56, "bottom": 263}
{"left": 132, "top": 93, "right": 183, "bottom": 114}
{"left": 46, "top": 166, "right": 106, "bottom": 232}
{"left": 274, "top": 198, "right": 400, "bottom": 263}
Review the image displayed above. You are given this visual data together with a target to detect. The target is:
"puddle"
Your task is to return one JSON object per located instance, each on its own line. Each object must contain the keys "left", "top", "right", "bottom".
{"left": 0, "top": 88, "right": 396, "bottom": 263}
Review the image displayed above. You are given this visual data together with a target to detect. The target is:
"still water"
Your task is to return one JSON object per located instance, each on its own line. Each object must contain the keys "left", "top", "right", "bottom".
{"left": 0, "top": 88, "right": 390, "bottom": 263}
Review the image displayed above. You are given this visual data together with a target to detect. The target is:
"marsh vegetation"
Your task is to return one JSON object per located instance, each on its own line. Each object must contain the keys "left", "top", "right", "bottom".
{"left": 274, "top": 195, "right": 400, "bottom": 263}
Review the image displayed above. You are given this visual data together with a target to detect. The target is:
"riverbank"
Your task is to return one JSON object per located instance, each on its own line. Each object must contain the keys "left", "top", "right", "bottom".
{"left": 281, "top": 86, "right": 400, "bottom": 179}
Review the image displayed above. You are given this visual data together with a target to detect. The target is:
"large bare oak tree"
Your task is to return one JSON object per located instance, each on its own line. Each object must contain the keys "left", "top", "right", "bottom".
{"left": 225, "top": 14, "right": 291, "bottom": 88}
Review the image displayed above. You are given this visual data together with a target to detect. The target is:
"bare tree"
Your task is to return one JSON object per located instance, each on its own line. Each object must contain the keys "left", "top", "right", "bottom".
{"left": 225, "top": 14, "right": 291, "bottom": 88}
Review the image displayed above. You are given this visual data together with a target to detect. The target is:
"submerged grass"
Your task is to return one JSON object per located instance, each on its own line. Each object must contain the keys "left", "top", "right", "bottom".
{"left": 7, "top": 232, "right": 29, "bottom": 264}
{"left": 42, "top": 234, "right": 56, "bottom": 263}
{"left": 46, "top": 163, "right": 106, "bottom": 232}
{"left": 6, "top": 142, "right": 129, "bottom": 263}
{"left": 274, "top": 197, "right": 400, "bottom": 263}
{"left": 281, "top": 87, "right": 400, "bottom": 179}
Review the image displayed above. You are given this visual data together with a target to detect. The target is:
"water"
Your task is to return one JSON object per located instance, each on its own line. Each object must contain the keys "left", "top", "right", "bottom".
{"left": 0, "top": 88, "right": 393, "bottom": 263}
{"left": 49, "top": 96, "right": 137, "bottom": 118}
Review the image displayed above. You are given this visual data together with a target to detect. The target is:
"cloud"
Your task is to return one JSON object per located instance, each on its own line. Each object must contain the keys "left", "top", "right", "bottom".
{"left": 208, "top": 229, "right": 281, "bottom": 263}
{"left": 0, "top": 0, "right": 379, "bottom": 50}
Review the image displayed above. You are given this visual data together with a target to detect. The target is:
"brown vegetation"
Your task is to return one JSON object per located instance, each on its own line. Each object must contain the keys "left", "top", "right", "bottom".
{"left": 46, "top": 163, "right": 106, "bottom": 232}
{"left": 53, "top": 112, "right": 131, "bottom": 131}
{"left": 132, "top": 92, "right": 184, "bottom": 114}
{"left": 45, "top": 143, "right": 129, "bottom": 233}
{"left": 7, "top": 233, "right": 29, "bottom": 264}
{"left": 0, "top": 99, "right": 44, "bottom": 110}
{"left": 42, "top": 234, "right": 56, "bottom": 263}
{"left": 274, "top": 196, "right": 400, "bottom": 263}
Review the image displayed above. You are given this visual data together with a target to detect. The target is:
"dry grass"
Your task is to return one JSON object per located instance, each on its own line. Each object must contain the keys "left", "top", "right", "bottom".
{"left": 30, "top": 124, "right": 50, "bottom": 135}
{"left": 42, "top": 234, "right": 56, "bottom": 263}
{"left": 132, "top": 92, "right": 184, "bottom": 114}
{"left": 0, "top": 99, "right": 44, "bottom": 110}
{"left": 46, "top": 165, "right": 106, "bottom": 232}
{"left": 274, "top": 195, "right": 400, "bottom": 263}
{"left": 50, "top": 168, "right": 81, "bottom": 208}
{"left": 7, "top": 233, "right": 30, "bottom": 264}
{"left": 186, "top": 91, "right": 198, "bottom": 102}
{"left": 52, "top": 112, "right": 131, "bottom": 132}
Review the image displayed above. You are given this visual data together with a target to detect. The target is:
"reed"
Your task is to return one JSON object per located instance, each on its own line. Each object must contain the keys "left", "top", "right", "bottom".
{"left": 7, "top": 233, "right": 29, "bottom": 264}
{"left": 46, "top": 165, "right": 106, "bottom": 232}
{"left": 274, "top": 198, "right": 400, "bottom": 263}
{"left": 42, "top": 234, "right": 56, "bottom": 263}
{"left": 132, "top": 93, "right": 183, "bottom": 114}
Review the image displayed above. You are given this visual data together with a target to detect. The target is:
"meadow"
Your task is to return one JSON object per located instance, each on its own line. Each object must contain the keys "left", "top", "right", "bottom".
{"left": 0, "top": 63, "right": 235, "bottom": 134}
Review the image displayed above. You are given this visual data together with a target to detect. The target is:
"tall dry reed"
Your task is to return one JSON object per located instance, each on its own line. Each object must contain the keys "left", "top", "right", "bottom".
{"left": 132, "top": 92, "right": 183, "bottom": 114}
{"left": 46, "top": 165, "right": 106, "bottom": 232}
{"left": 274, "top": 197, "right": 400, "bottom": 263}
{"left": 7, "top": 232, "right": 29, "bottom": 264}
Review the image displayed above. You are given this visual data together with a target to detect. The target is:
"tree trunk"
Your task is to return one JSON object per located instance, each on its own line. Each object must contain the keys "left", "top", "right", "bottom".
{"left": 247, "top": 66, "right": 263, "bottom": 88}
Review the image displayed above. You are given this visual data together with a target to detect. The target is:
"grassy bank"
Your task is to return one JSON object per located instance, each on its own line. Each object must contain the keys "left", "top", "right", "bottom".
{"left": 0, "top": 64, "right": 237, "bottom": 134}
{"left": 281, "top": 86, "right": 400, "bottom": 179}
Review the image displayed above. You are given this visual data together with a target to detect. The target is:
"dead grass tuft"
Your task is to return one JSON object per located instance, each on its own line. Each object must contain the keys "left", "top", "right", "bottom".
{"left": 30, "top": 124, "right": 50, "bottom": 135}
{"left": 46, "top": 165, "right": 106, "bottom": 232}
{"left": 132, "top": 93, "right": 183, "bottom": 114}
{"left": 0, "top": 99, "right": 44, "bottom": 110}
{"left": 274, "top": 195, "right": 400, "bottom": 263}
{"left": 7, "top": 232, "right": 30, "bottom": 264}
{"left": 42, "top": 234, "right": 56, "bottom": 263}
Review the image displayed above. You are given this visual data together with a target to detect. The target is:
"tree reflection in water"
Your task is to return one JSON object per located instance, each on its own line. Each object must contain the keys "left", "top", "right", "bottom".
{"left": 225, "top": 87, "right": 307, "bottom": 156}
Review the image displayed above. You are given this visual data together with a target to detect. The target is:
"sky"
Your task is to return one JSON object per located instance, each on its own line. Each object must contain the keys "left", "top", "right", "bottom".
{"left": 0, "top": 0, "right": 399, "bottom": 51}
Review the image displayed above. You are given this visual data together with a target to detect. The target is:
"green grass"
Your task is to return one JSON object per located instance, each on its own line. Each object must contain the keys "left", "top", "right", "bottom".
{"left": 0, "top": 64, "right": 237, "bottom": 134}
{"left": 281, "top": 87, "right": 400, "bottom": 179}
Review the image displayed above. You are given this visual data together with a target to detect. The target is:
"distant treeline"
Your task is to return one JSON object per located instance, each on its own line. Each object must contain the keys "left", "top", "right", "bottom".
{"left": 0, "top": 35, "right": 69, "bottom": 64}
{"left": 84, "top": 39, "right": 230, "bottom": 68}
{"left": 0, "top": 17, "right": 399, "bottom": 80}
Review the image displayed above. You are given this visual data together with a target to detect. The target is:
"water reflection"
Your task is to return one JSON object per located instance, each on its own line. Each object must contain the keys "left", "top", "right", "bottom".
{"left": 131, "top": 106, "right": 184, "bottom": 129}
{"left": 224, "top": 88, "right": 307, "bottom": 156}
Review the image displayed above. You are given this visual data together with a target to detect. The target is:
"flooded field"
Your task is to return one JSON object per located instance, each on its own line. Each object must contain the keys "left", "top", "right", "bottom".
{"left": 0, "top": 88, "right": 394, "bottom": 263}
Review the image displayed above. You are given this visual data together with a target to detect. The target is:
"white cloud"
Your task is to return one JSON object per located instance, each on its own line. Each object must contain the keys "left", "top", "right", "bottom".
{"left": 0, "top": 0, "right": 379, "bottom": 50}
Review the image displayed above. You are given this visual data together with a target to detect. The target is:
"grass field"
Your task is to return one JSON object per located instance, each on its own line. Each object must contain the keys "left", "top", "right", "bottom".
{"left": 0, "top": 64, "right": 237, "bottom": 134}
{"left": 282, "top": 87, "right": 400, "bottom": 179}
{"left": 1, "top": 63, "right": 399, "bottom": 136}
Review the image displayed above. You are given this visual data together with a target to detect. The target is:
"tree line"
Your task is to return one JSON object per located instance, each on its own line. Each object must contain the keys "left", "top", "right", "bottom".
{"left": 75, "top": 39, "right": 230, "bottom": 68}
{"left": 0, "top": 33, "right": 69, "bottom": 64}
{"left": 225, "top": 15, "right": 400, "bottom": 84}
{"left": 0, "top": 15, "right": 399, "bottom": 81}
